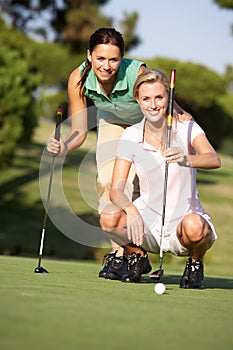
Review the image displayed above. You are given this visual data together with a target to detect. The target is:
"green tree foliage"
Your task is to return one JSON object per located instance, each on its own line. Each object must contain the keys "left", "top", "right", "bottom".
{"left": 119, "top": 11, "right": 141, "bottom": 51}
{"left": 0, "top": 1, "right": 232, "bottom": 165}
{"left": 217, "top": 104, "right": 233, "bottom": 155}
{"left": 213, "top": 0, "right": 233, "bottom": 35}
{"left": 51, "top": 0, "right": 112, "bottom": 52}
{"left": 146, "top": 57, "right": 233, "bottom": 149}
{"left": 26, "top": 41, "right": 85, "bottom": 120}
{"left": 30, "top": 41, "right": 85, "bottom": 87}
{"left": 213, "top": 0, "right": 233, "bottom": 9}
{"left": 0, "top": 0, "right": 140, "bottom": 53}
{"left": 0, "top": 19, "right": 41, "bottom": 167}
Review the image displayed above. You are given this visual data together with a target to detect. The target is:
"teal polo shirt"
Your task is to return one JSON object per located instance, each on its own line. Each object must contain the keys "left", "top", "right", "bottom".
{"left": 80, "top": 58, "right": 145, "bottom": 125}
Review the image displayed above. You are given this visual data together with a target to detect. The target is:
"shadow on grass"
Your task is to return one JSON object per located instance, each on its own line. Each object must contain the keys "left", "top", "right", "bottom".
{"left": 196, "top": 169, "right": 230, "bottom": 185}
{"left": 0, "top": 202, "right": 100, "bottom": 259}
{"left": 0, "top": 141, "right": 101, "bottom": 260}
{"left": 0, "top": 142, "right": 91, "bottom": 195}
{"left": 141, "top": 274, "right": 233, "bottom": 289}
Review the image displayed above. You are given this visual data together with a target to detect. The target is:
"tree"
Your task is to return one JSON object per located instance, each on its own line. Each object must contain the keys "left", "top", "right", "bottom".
{"left": 0, "top": 0, "right": 140, "bottom": 53}
{"left": 119, "top": 11, "right": 141, "bottom": 51}
{"left": 146, "top": 57, "right": 233, "bottom": 150}
{"left": 213, "top": 0, "right": 233, "bottom": 35}
{"left": 213, "top": 0, "right": 233, "bottom": 9}
{"left": 0, "top": 19, "right": 41, "bottom": 167}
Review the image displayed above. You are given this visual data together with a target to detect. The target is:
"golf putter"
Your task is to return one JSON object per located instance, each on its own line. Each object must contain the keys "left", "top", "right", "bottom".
{"left": 34, "top": 106, "right": 63, "bottom": 273}
{"left": 149, "top": 69, "right": 176, "bottom": 280}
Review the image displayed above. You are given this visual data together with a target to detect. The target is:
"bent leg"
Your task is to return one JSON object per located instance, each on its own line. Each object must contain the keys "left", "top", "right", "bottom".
{"left": 177, "top": 213, "right": 212, "bottom": 261}
{"left": 100, "top": 205, "right": 152, "bottom": 282}
{"left": 100, "top": 205, "right": 130, "bottom": 248}
{"left": 100, "top": 204, "right": 149, "bottom": 254}
{"left": 177, "top": 213, "right": 213, "bottom": 289}
{"left": 97, "top": 119, "right": 135, "bottom": 255}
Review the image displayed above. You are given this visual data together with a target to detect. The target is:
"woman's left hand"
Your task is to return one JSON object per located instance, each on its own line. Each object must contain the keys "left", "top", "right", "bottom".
{"left": 177, "top": 111, "right": 192, "bottom": 122}
{"left": 163, "top": 147, "right": 186, "bottom": 164}
{"left": 174, "top": 101, "right": 193, "bottom": 122}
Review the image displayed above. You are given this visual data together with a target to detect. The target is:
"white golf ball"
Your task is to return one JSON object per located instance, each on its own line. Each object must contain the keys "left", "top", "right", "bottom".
{"left": 154, "top": 283, "right": 166, "bottom": 295}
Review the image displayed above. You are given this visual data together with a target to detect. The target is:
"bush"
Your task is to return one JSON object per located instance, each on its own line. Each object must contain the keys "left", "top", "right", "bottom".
{"left": 0, "top": 44, "right": 41, "bottom": 166}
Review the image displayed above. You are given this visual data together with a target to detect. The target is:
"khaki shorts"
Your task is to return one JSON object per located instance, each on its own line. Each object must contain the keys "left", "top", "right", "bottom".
{"left": 96, "top": 118, "right": 137, "bottom": 212}
{"left": 141, "top": 213, "right": 217, "bottom": 256}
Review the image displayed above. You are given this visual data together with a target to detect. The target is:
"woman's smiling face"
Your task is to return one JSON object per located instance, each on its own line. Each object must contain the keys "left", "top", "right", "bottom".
{"left": 137, "top": 82, "right": 168, "bottom": 123}
{"left": 87, "top": 43, "right": 122, "bottom": 85}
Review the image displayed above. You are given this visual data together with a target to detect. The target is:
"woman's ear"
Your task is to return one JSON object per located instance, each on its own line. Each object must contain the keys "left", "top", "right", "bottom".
{"left": 87, "top": 50, "right": 91, "bottom": 62}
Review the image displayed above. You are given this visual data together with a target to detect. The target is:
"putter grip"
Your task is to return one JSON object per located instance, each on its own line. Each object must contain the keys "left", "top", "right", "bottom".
{"left": 54, "top": 106, "right": 63, "bottom": 141}
{"left": 167, "top": 69, "right": 176, "bottom": 127}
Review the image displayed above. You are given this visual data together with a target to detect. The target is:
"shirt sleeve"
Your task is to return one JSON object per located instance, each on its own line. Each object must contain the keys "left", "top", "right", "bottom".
{"left": 190, "top": 121, "right": 205, "bottom": 144}
{"left": 116, "top": 127, "right": 135, "bottom": 163}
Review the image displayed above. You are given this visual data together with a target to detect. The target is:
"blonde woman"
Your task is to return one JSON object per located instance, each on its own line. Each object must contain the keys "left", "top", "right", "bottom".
{"left": 101, "top": 69, "right": 221, "bottom": 287}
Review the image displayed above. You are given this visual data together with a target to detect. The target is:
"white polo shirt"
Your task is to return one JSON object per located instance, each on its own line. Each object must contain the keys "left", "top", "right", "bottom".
{"left": 116, "top": 118, "right": 207, "bottom": 235}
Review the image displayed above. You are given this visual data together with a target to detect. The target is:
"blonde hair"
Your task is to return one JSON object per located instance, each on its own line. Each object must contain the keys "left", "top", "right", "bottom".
{"left": 134, "top": 69, "right": 180, "bottom": 150}
{"left": 133, "top": 69, "right": 169, "bottom": 99}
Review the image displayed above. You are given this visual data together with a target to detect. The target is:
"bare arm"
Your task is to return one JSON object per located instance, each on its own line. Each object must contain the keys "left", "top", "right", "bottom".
{"left": 64, "top": 67, "right": 89, "bottom": 153}
{"left": 187, "top": 134, "right": 221, "bottom": 169}
{"left": 164, "top": 134, "right": 221, "bottom": 169}
{"left": 110, "top": 158, "right": 146, "bottom": 246}
{"left": 110, "top": 158, "right": 132, "bottom": 209}
{"left": 47, "top": 67, "right": 88, "bottom": 155}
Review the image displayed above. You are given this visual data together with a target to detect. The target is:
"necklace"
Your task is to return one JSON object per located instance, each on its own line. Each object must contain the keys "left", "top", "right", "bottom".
{"left": 144, "top": 120, "right": 166, "bottom": 150}
{"left": 145, "top": 119, "right": 165, "bottom": 138}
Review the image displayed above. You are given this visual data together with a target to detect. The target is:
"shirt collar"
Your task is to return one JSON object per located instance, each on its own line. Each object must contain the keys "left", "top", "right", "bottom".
{"left": 138, "top": 118, "right": 146, "bottom": 144}
{"left": 138, "top": 117, "right": 159, "bottom": 152}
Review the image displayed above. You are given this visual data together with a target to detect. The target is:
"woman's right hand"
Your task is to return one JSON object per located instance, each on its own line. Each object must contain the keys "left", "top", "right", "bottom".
{"left": 125, "top": 203, "right": 147, "bottom": 246}
{"left": 47, "top": 136, "right": 67, "bottom": 156}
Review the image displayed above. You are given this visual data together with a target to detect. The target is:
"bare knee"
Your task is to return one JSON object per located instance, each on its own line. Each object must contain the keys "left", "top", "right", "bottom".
{"left": 100, "top": 205, "right": 124, "bottom": 232}
{"left": 178, "top": 213, "right": 211, "bottom": 245}
{"left": 100, "top": 212, "right": 119, "bottom": 232}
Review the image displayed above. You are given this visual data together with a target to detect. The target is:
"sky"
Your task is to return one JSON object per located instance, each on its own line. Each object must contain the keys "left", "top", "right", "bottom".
{"left": 102, "top": 0, "right": 233, "bottom": 74}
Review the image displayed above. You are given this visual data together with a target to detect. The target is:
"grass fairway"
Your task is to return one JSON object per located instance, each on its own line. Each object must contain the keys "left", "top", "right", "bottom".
{"left": 0, "top": 119, "right": 233, "bottom": 349}
{"left": 0, "top": 256, "right": 232, "bottom": 350}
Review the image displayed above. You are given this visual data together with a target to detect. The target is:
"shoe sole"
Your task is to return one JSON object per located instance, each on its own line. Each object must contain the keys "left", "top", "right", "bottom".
{"left": 121, "top": 276, "right": 141, "bottom": 283}
{"left": 105, "top": 272, "right": 122, "bottom": 280}
{"left": 99, "top": 272, "right": 107, "bottom": 278}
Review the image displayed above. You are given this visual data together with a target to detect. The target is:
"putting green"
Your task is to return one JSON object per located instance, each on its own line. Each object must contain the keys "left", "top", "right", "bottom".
{"left": 0, "top": 255, "right": 232, "bottom": 350}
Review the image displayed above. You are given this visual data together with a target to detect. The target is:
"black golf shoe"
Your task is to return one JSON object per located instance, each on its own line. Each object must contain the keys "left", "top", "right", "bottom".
{"left": 98, "top": 251, "right": 116, "bottom": 278}
{"left": 122, "top": 252, "right": 152, "bottom": 283}
{"left": 105, "top": 255, "right": 128, "bottom": 280}
{"left": 179, "top": 258, "right": 192, "bottom": 288}
{"left": 180, "top": 258, "right": 204, "bottom": 289}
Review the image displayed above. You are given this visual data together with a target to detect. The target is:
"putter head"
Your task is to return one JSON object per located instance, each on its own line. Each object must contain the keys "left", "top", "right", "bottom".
{"left": 34, "top": 266, "right": 48, "bottom": 274}
{"left": 149, "top": 268, "right": 164, "bottom": 280}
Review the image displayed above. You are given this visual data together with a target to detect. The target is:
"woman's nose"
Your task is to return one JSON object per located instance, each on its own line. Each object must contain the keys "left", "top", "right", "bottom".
{"left": 150, "top": 99, "right": 156, "bottom": 108}
{"left": 103, "top": 61, "right": 110, "bottom": 69}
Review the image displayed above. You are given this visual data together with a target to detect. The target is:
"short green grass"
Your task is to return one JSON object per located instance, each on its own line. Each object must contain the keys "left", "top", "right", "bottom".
{"left": 0, "top": 255, "right": 232, "bottom": 350}
{"left": 1, "top": 119, "right": 233, "bottom": 350}
{"left": 0, "top": 118, "right": 233, "bottom": 273}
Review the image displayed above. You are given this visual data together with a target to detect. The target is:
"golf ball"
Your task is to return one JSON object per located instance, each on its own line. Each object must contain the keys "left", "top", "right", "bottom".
{"left": 154, "top": 283, "right": 166, "bottom": 294}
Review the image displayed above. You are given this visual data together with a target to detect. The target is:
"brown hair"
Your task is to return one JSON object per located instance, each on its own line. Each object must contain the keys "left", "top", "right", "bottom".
{"left": 77, "top": 28, "right": 125, "bottom": 97}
